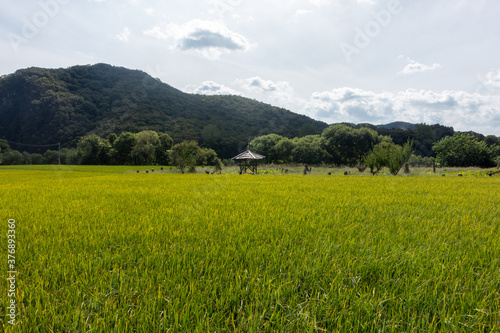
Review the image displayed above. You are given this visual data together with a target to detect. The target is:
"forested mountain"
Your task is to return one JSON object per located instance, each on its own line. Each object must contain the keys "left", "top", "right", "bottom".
{"left": 377, "top": 122, "right": 416, "bottom": 131}
{"left": 1, "top": 63, "right": 498, "bottom": 162}
{"left": 0, "top": 64, "right": 327, "bottom": 158}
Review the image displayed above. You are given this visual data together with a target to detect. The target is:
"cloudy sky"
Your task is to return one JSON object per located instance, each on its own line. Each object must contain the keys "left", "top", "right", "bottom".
{"left": 2, "top": 0, "right": 500, "bottom": 135}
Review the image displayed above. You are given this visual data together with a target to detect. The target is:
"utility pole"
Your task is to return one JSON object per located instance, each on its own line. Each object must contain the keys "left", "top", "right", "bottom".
{"left": 58, "top": 142, "right": 61, "bottom": 165}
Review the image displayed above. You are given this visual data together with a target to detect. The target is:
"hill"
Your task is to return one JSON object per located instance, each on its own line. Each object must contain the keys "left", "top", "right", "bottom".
{"left": 0, "top": 64, "right": 327, "bottom": 158}
{"left": 377, "top": 121, "right": 416, "bottom": 131}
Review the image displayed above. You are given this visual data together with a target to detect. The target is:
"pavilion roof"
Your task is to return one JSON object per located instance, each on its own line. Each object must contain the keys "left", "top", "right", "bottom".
{"left": 231, "top": 150, "right": 265, "bottom": 160}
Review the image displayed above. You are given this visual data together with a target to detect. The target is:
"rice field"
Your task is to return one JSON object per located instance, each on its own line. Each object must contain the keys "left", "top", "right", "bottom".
{"left": 1, "top": 167, "right": 499, "bottom": 332}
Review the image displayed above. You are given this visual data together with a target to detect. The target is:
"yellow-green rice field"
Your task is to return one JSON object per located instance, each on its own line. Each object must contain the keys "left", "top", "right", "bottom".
{"left": 1, "top": 167, "right": 499, "bottom": 332}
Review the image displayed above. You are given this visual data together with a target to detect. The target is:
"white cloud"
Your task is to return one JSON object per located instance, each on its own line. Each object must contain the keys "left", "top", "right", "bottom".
{"left": 186, "top": 77, "right": 500, "bottom": 135}
{"left": 294, "top": 9, "right": 314, "bottom": 18}
{"left": 484, "top": 70, "right": 500, "bottom": 89}
{"left": 143, "top": 20, "right": 252, "bottom": 59}
{"left": 309, "top": 0, "right": 329, "bottom": 7}
{"left": 398, "top": 59, "right": 442, "bottom": 75}
{"left": 237, "top": 77, "right": 284, "bottom": 93}
{"left": 2, "top": 1, "right": 500, "bottom": 135}
{"left": 189, "top": 81, "right": 242, "bottom": 96}
{"left": 304, "top": 87, "right": 500, "bottom": 134}
{"left": 234, "top": 77, "right": 298, "bottom": 110}
{"left": 116, "top": 27, "right": 130, "bottom": 42}
{"left": 357, "top": 0, "right": 376, "bottom": 5}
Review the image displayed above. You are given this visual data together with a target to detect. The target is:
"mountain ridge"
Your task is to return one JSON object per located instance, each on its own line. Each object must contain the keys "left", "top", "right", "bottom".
{"left": 0, "top": 63, "right": 327, "bottom": 158}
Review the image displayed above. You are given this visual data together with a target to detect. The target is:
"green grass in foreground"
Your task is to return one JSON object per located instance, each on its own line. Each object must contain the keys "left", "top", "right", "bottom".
{"left": 1, "top": 168, "right": 499, "bottom": 332}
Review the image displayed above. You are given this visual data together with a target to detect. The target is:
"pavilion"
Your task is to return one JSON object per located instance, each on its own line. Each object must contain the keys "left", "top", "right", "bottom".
{"left": 231, "top": 150, "right": 265, "bottom": 174}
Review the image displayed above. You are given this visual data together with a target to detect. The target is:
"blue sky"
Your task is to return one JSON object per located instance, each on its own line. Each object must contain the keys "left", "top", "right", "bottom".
{"left": 2, "top": 0, "right": 500, "bottom": 135}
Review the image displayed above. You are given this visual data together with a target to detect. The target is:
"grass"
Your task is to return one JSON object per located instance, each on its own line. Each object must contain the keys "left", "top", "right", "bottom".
{"left": 1, "top": 166, "right": 499, "bottom": 332}
{"left": 1, "top": 163, "right": 498, "bottom": 177}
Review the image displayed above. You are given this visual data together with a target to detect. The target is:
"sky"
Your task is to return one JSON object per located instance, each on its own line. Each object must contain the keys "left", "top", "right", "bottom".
{"left": 1, "top": 0, "right": 500, "bottom": 136}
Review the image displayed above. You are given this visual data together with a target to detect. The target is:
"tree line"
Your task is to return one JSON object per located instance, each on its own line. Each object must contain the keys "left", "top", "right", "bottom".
{"left": 248, "top": 124, "right": 500, "bottom": 171}
{"left": 1, "top": 124, "right": 499, "bottom": 171}
{"left": 0, "top": 131, "right": 223, "bottom": 173}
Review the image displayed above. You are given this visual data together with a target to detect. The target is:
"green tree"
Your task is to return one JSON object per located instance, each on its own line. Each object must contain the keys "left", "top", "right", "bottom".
{"left": 0, "top": 140, "right": 10, "bottom": 152}
{"left": 386, "top": 140, "right": 413, "bottom": 175}
{"left": 248, "top": 134, "right": 284, "bottom": 164}
{"left": 30, "top": 153, "right": 45, "bottom": 165}
{"left": 65, "top": 149, "right": 80, "bottom": 165}
{"left": 111, "top": 132, "right": 136, "bottom": 165}
{"left": 156, "top": 132, "right": 174, "bottom": 165}
{"left": 202, "top": 148, "right": 218, "bottom": 166}
{"left": 291, "top": 135, "right": 325, "bottom": 165}
{"left": 171, "top": 141, "right": 205, "bottom": 173}
{"left": 131, "top": 130, "right": 161, "bottom": 165}
{"left": 356, "top": 127, "right": 382, "bottom": 162}
{"left": 43, "top": 150, "right": 60, "bottom": 165}
{"left": 408, "top": 154, "right": 435, "bottom": 168}
{"left": 1, "top": 150, "right": 24, "bottom": 165}
{"left": 274, "top": 137, "right": 296, "bottom": 163}
{"left": 365, "top": 140, "right": 413, "bottom": 175}
{"left": 485, "top": 135, "right": 500, "bottom": 147}
{"left": 413, "top": 123, "right": 435, "bottom": 157}
{"left": 365, "top": 143, "right": 388, "bottom": 175}
{"left": 107, "top": 133, "right": 118, "bottom": 145}
{"left": 321, "top": 124, "right": 381, "bottom": 166}
{"left": 433, "top": 133, "right": 498, "bottom": 168}
{"left": 22, "top": 151, "right": 32, "bottom": 165}
{"left": 77, "top": 134, "right": 110, "bottom": 165}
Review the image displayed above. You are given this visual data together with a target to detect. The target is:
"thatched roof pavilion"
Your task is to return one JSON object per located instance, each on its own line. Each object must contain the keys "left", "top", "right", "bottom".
{"left": 232, "top": 150, "right": 265, "bottom": 174}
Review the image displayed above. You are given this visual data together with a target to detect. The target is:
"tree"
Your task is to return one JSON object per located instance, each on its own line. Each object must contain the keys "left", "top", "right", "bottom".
{"left": 485, "top": 135, "right": 500, "bottom": 147}
{"left": 171, "top": 141, "right": 205, "bottom": 173}
{"left": 77, "top": 134, "right": 110, "bottom": 165}
{"left": 111, "top": 132, "right": 136, "bottom": 165}
{"left": 321, "top": 124, "right": 381, "bottom": 166}
{"left": 131, "top": 130, "right": 161, "bottom": 165}
{"left": 202, "top": 148, "right": 218, "bottom": 166}
{"left": 274, "top": 137, "right": 295, "bottom": 163}
{"left": 413, "top": 123, "right": 435, "bottom": 157}
{"left": 386, "top": 140, "right": 413, "bottom": 175}
{"left": 156, "top": 132, "right": 174, "bottom": 165}
{"left": 291, "top": 135, "right": 325, "bottom": 165}
{"left": 1, "top": 150, "right": 24, "bottom": 165}
{"left": 107, "top": 133, "right": 118, "bottom": 145}
{"left": 22, "top": 151, "right": 32, "bottom": 165}
{"left": 30, "top": 153, "right": 45, "bottom": 165}
{"left": 0, "top": 140, "right": 10, "bottom": 152}
{"left": 65, "top": 149, "right": 80, "bottom": 165}
{"left": 433, "top": 133, "right": 498, "bottom": 168}
{"left": 356, "top": 127, "right": 383, "bottom": 163}
{"left": 43, "top": 150, "right": 60, "bottom": 165}
{"left": 408, "top": 154, "right": 434, "bottom": 167}
{"left": 365, "top": 140, "right": 413, "bottom": 175}
{"left": 248, "top": 134, "right": 284, "bottom": 164}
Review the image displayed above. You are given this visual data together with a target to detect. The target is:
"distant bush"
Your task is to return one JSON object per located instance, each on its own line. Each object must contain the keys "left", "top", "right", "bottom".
{"left": 408, "top": 154, "right": 434, "bottom": 167}
{"left": 1, "top": 150, "right": 24, "bottom": 165}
